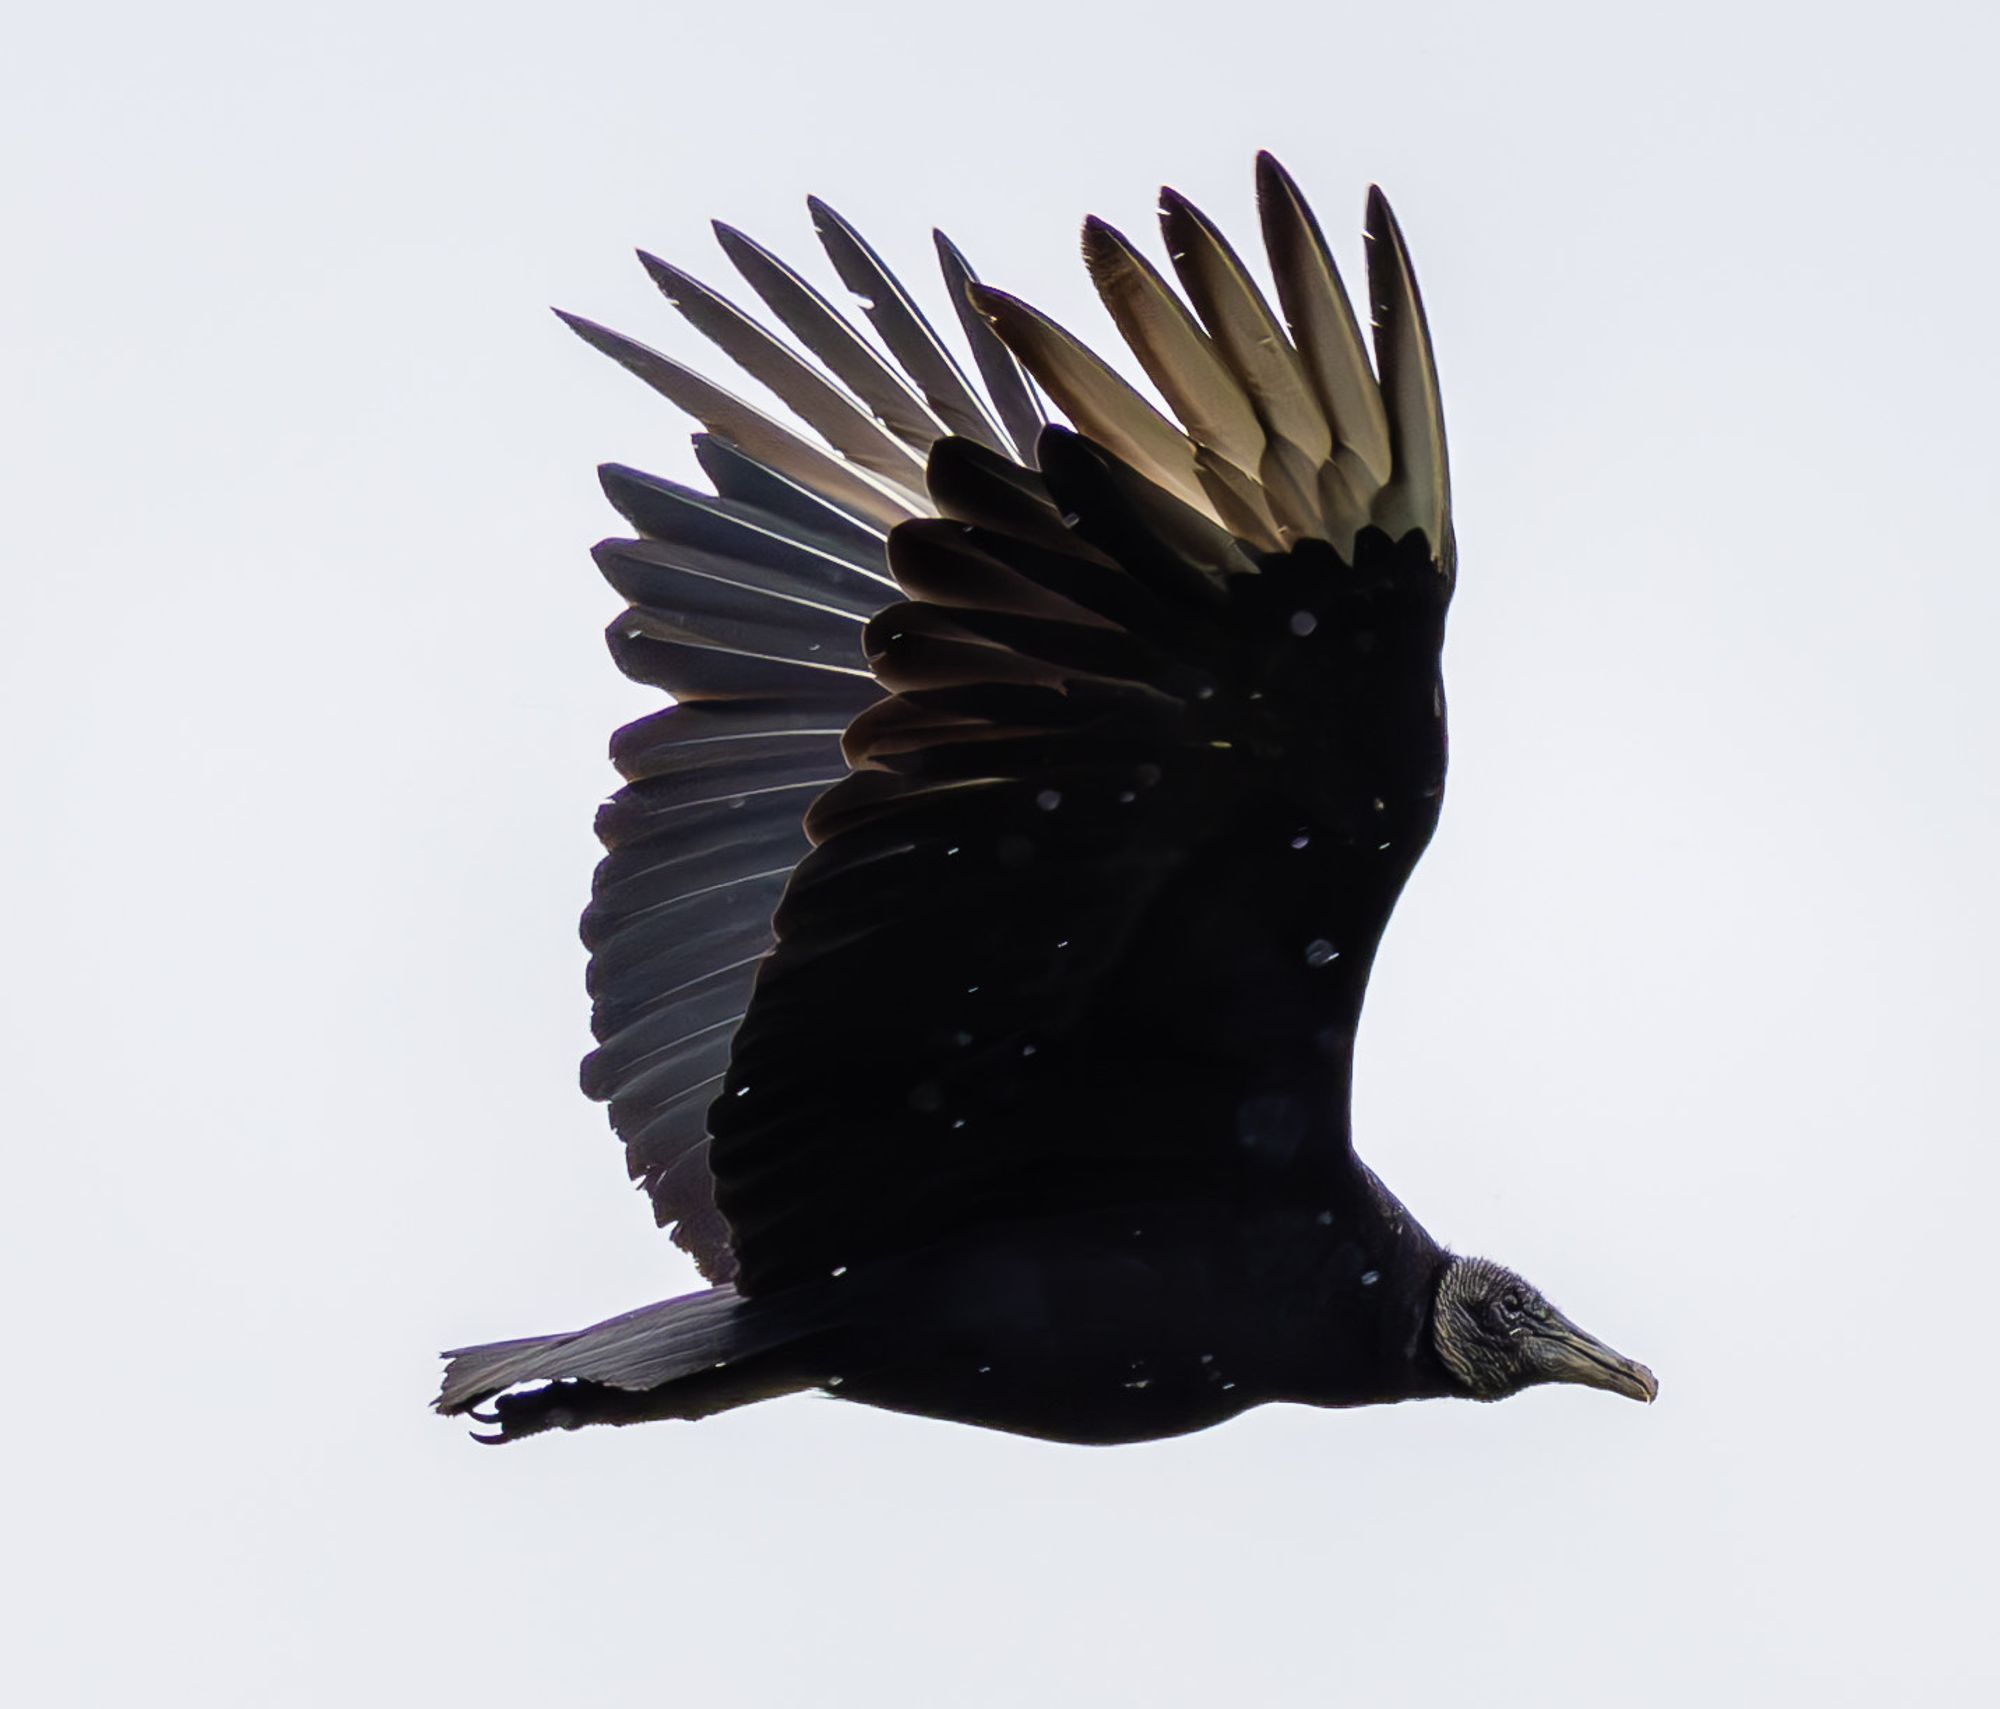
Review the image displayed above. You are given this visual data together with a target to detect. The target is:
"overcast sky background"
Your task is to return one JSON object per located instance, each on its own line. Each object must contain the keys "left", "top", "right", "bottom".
{"left": 6, "top": 1, "right": 1997, "bottom": 1702}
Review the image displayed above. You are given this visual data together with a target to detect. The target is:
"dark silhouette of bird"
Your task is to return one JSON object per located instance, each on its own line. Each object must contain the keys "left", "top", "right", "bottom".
{"left": 437, "top": 155, "right": 1656, "bottom": 1445}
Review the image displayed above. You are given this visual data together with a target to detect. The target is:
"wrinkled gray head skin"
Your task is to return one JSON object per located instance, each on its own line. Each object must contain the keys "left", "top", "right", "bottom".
{"left": 1432, "top": 1256, "right": 1657, "bottom": 1404}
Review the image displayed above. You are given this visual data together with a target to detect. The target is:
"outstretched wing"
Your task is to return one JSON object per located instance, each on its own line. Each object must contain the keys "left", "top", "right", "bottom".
{"left": 711, "top": 426, "right": 1449, "bottom": 1294}
{"left": 569, "top": 156, "right": 1452, "bottom": 1293}
{"left": 572, "top": 203, "right": 1044, "bottom": 1280}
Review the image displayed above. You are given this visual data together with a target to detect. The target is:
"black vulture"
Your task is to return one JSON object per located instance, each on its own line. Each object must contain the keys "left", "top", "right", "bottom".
{"left": 438, "top": 155, "right": 1655, "bottom": 1445}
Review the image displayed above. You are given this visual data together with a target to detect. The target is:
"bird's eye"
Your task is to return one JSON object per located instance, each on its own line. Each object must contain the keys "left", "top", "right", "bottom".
{"left": 1499, "top": 1291, "right": 1522, "bottom": 1316}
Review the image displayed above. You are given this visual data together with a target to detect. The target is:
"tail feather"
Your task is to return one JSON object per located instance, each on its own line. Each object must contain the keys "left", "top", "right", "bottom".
{"left": 436, "top": 1284, "right": 810, "bottom": 1426}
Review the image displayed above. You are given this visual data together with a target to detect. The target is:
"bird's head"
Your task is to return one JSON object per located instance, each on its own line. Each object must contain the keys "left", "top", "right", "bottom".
{"left": 1431, "top": 1256, "right": 1656, "bottom": 1404}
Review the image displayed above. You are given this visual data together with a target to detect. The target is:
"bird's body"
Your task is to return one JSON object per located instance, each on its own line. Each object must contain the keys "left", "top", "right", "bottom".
{"left": 793, "top": 1190, "right": 1451, "bottom": 1445}
{"left": 478, "top": 1190, "right": 1451, "bottom": 1446}
{"left": 438, "top": 157, "right": 1654, "bottom": 1444}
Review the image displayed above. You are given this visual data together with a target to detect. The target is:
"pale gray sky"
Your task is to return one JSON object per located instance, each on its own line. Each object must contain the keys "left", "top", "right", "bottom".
{"left": 6, "top": 1, "right": 1997, "bottom": 1702}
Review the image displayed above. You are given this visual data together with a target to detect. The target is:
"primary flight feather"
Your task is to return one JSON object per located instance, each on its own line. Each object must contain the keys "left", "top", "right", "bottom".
{"left": 437, "top": 156, "right": 1654, "bottom": 1444}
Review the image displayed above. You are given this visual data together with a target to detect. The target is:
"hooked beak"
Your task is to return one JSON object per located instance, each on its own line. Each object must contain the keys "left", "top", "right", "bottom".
{"left": 1535, "top": 1311, "right": 1657, "bottom": 1403}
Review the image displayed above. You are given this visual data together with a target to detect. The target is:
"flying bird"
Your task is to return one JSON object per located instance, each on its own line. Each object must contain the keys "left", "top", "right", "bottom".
{"left": 437, "top": 155, "right": 1656, "bottom": 1445}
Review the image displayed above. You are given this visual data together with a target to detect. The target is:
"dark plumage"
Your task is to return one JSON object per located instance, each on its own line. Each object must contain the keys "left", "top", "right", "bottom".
{"left": 437, "top": 156, "right": 1655, "bottom": 1446}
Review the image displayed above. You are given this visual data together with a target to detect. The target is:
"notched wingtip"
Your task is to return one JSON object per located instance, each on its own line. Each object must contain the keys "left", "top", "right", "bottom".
{"left": 1364, "top": 184, "right": 1399, "bottom": 241}
{"left": 1254, "top": 150, "right": 1296, "bottom": 199}
{"left": 1155, "top": 185, "right": 1237, "bottom": 267}
{"left": 552, "top": 307, "right": 613, "bottom": 347}
{"left": 710, "top": 219, "right": 768, "bottom": 267}
{"left": 634, "top": 249, "right": 687, "bottom": 299}
{"left": 1078, "top": 215, "right": 1133, "bottom": 279}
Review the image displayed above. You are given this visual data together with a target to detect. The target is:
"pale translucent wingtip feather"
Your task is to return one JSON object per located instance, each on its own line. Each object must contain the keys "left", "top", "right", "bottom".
{"left": 1254, "top": 152, "right": 1394, "bottom": 493}
{"left": 1362, "top": 186, "right": 1452, "bottom": 563}
{"left": 963, "top": 282, "right": 1220, "bottom": 522}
